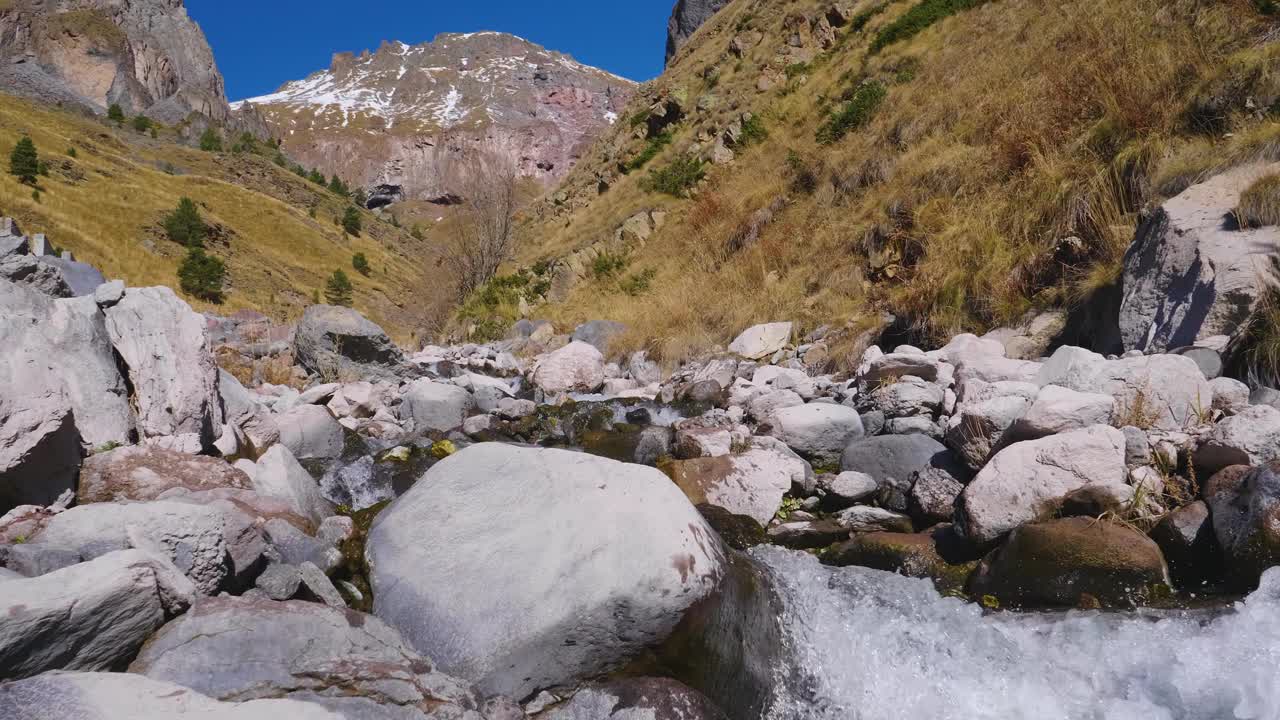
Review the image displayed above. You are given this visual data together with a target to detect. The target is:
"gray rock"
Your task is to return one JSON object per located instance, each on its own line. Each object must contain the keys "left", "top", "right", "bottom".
{"left": 0, "top": 254, "right": 72, "bottom": 297}
{"left": 262, "top": 518, "right": 339, "bottom": 572}
{"left": 909, "top": 466, "right": 966, "bottom": 526}
{"left": 669, "top": 438, "right": 812, "bottom": 524}
{"left": 93, "top": 279, "right": 125, "bottom": 307}
{"left": 1210, "top": 376, "right": 1251, "bottom": 415}
{"left": 105, "top": 286, "right": 222, "bottom": 451}
{"left": 367, "top": 443, "right": 725, "bottom": 699}
{"left": 1119, "top": 163, "right": 1280, "bottom": 352}
{"left": 1150, "top": 500, "right": 1220, "bottom": 589}
{"left": 571, "top": 320, "right": 627, "bottom": 355}
{"left": 294, "top": 304, "right": 407, "bottom": 382}
{"left": 884, "top": 416, "right": 943, "bottom": 438}
{"left": 276, "top": 404, "right": 345, "bottom": 461}
{"left": 399, "top": 378, "right": 476, "bottom": 432}
{"left": 253, "top": 445, "right": 336, "bottom": 526}
{"left": 1205, "top": 464, "right": 1280, "bottom": 588}
{"left": 1195, "top": 405, "right": 1280, "bottom": 474}
{"left": 0, "top": 549, "right": 194, "bottom": 678}
{"left": 832, "top": 505, "right": 914, "bottom": 534}
{"left": 767, "top": 403, "right": 863, "bottom": 466}
{"left": 863, "top": 352, "right": 940, "bottom": 383}
{"left": 544, "top": 677, "right": 728, "bottom": 720}
{"left": 957, "top": 425, "right": 1127, "bottom": 545}
{"left": 727, "top": 322, "right": 793, "bottom": 360}
{"left": 79, "top": 444, "right": 252, "bottom": 503}
{"left": 255, "top": 563, "right": 303, "bottom": 600}
{"left": 944, "top": 395, "right": 1029, "bottom": 471}
{"left": 1174, "top": 346, "right": 1224, "bottom": 380}
{"left": 1091, "top": 354, "right": 1212, "bottom": 431}
{"left": 817, "top": 471, "right": 878, "bottom": 508}
{"left": 297, "top": 561, "right": 345, "bottom": 607}
{"left": 628, "top": 350, "right": 663, "bottom": 385}
{"left": 870, "top": 380, "right": 945, "bottom": 419}
{"left": 747, "top": 389, "right": 805, "bottom": 421}
{"left": 1009, "top": 385, "right": 1115, "bottom": 441}
{"left": 129, "top": 596, "right": 487, "bottom": 714}
{"left": 667, "top": 0, "right": 731, "bottom": 63}
{"left": 841, "top": 435, "right": 949, "bottom": 511}
{"left": 39, "top": 255, "right": 106, "bottom": 297}
{"left": 1122, "top": 425, "right": 1153, "bottom": 467}
{"left": 859, "top": 410, "right": 885, "bottom": 436}
{"left": 532, "top": 341, "right": 607, "bottom": 394}
{"left": 0, "top": 673, "right": 346, "bottom": 720}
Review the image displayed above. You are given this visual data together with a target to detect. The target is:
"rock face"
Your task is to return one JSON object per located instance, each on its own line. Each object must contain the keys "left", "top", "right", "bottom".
{"left": 236, "top": 32, "right": 634, "bottom": 196}
{"left": 0, "top": 0, "right": 240, "bottom": 126}
{"left": 667, "top": 0, "right": 732, "bottom": 65}
{"left": 1119, "top": 163, "right": 1280, "bottom": 352}
{"left": 0, "top": 672, "right": 346, "bottom": 719}
{"left": 293, "top": 304, "right": 407, "bottom": 382}
{"left": 105, "top": 286, "right": 222, "bottom": 452}
{"left": 130, "top": 596, "right": 490, "bottom": 716}
{"left": 956, "top": 426, "right": 1127, "bottom": 545}
{"left": 0, "top": 549, "right": 194, "bottom": 679}
{"left": 366, "top": 443, "right": 725, "bottom": 699}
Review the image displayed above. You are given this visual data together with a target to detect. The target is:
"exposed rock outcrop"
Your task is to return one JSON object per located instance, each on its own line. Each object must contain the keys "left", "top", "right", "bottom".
{"left": 667, "top": 0, "right": 732, "bottom": 66}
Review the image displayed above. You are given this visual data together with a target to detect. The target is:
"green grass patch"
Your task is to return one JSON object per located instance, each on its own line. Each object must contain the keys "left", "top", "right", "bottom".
{"left": 817, "top": 82, "right": 887, "bottom": 145}
{"left": 870, "top": 0, "right": 992, "bottom": 53}
{"left": 739, "top": 114, "right": 769, "bottom": 146}
{"left": 641, "top": 154, "right": 706, "bottom": 198}
{"left": 625, "top": 132, "right": 673, "bottom": 173}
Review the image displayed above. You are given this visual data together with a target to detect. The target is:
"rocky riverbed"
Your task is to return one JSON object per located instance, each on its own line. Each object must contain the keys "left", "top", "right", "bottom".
{"left": 4, "top": 216, "right": 1280, "bottom": 718}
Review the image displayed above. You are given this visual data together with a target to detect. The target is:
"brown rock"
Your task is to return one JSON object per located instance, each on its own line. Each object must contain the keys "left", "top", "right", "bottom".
{"left": 78, "top": 445, "right": 251, "bottom": 504}
{"left": 823, "top": 525, "right": 979, "bottom": 594}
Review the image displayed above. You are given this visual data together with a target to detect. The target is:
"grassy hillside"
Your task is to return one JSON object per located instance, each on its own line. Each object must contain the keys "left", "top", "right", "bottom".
{"left": 0, "top": 94, "right": 450, "bottom": 344}
{"left": 493, "top": 0, "right": 1280, "bottom": 366}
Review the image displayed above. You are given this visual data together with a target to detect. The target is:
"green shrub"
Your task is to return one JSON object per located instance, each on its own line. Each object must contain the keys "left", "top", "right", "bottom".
{"left": 107, "top": 104, "right": 125, "bottom": 124}
{"left": 641, "top": 154, "right": 706, "bottom": 197}
{"left": 850, "top": 4, "right": 887, "bottom": 31}
{"left": 199, "top": 127, "right": 223, "bottom": 152}
{"left": 8, "top": 136, "right": 38, "bottom": 184}
{"left": 1254, "top": 0, "right": 1278, "bottom": 14}
{"left": 324, "top": 269, "right": 354, "bottom": 307}
{"left": 131, "top": 115, "right": 151, "bottom": 133}
{"left": 177, "top": 248, "right": 226, "bottom": 302}
{"left": 353, "top": 188, "right": 368, "bottom": 207}
{"left": 1236, "top": 173, "right": 1280, "bottom": 228}
{"left": 625, "top": 131, "right": 673, "bottom": 173}
{"left": 817, "top": 81, "right": 887, "bottom": 145}
{"left": 871, "top": 0, "right": 992, "bottom": 53}
{"left": 163, "top": 197, "right": 207, "bottom": 247}
{"left": 328, "top": 175, "right": 349, "bottom": 196}
{"left": 739, "top": 114, "right": 768, "bottom": 146}
{"left": 592, "top": 252, "right": 629, "bottom": 279}
{"left": 785, "top": 63, "right": 811, "bottom": 80}
{"left": 621, "top": 268, "right": 657, "bottom": 296}
{"left": 66, "top": 147, "right": 77, "bottom": 158}
{"left": 308, "top": 169, "right": 326, "bottom": 185}
{"left": 231, "top": 132, "right": 257, "bottom": 153}
{"left": 341, "top": 206, "right": 362, "bottom": 236}
{"left": 352, "top": 252, "right": 371, "bottom": 276}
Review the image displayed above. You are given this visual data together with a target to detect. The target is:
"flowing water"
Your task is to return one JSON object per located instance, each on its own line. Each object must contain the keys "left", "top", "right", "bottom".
{"left": 754, "top": 547, "right": 1280, "bottom": 720}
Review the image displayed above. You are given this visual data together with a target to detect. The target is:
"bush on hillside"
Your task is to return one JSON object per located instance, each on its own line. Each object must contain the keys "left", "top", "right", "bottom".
{"left": 107, "top": 104, "right": 125, "bottom": 124}
{"left": 1236, "top": 173, "right": 1280, "bottom": 228}
{"left": 624, "top": 132, "right": 673, "bottom": 173}
{"left": 199, "top": 128, "right": 223, "bottom": 152}
{"left": 342, "top": 206, "right": 362, "bottom": 236}
{"left": 870, "top": 0, "right": 992, "bottom": 53}
{"left": 816, "top": 81, "right": 887, "bottom": 145}
{"left": 328, "top": 175, "right": 349, "bottom": 196}
{"left": 739, "top": 114, "right": 769, "bottom": 146}
{"left": 231, "top": 132, "right": 258, "bottom": 153}
{"left": 324, "top": 269, "right": 354, "bottom": 307}
{"left": 641, "top": 154, "right": 706, "bottom": 197}
{"left": 352, "top": 252, "right": 371, "bottom": 276}
{"left": 131, "top": 115, "right": 151, "bottom": 133}
{"left": 9, "top": 136, "right": 39, "bottom": 185}
{"left": 163, "top": 197, "right": 208, "bottom": 248}
{"left": 177, "top": 248, "right": 226, "bottom": 303}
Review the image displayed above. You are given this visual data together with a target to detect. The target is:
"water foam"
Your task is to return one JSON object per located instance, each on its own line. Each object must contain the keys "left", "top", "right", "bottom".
{"left": 754, "top": 546, "right": 1280, "bottom": 720}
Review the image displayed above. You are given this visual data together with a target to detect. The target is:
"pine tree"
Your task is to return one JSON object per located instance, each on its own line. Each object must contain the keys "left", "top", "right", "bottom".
{"left": 342, "top": 206, "right": 362, "bottom": 236}
{"left": 199, "top": 127, "right": 223, "bottom": 152}
{"left": 107, "top": 104, "right": 125, "bottom": 124}
{"left": 328, "top": 175, "right": 348, "bottom": 195}
{"left": 131, "top": 115, "right": 151, "bottom": 133}
{"left": 352, "top": 252, "right": 371, "bottom": 276}
{"left": 324, "top": 269, "right": 354, "bottom": 307}
{"left": 9, "top": 136, "right": 39, "bottom": 185}
{"left": 177, "top": 248, "right": 226, "bottom": 302}
{"left": 308, "top": 169, "right": 326, "bottom": 185}
{"left": 163, "top": 197, "right": 208, "bottom": 247}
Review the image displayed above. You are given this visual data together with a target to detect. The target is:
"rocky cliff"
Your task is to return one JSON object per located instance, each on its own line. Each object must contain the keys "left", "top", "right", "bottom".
{"left": 0, "top": 0, "right": 239, "bottom": 126}
{"left": 666, "top": 0, "right": 731, "bottom": 66}
{"left": 234, "top": 32, "right": 636, "bottom": 201}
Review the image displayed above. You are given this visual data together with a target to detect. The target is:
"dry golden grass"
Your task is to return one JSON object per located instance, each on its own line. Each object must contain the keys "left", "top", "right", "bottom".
{"left": 0, "top": 94, "right": 447, "bottom": 345}
{"left": 501, "top": 0, "right": 1276, "bottom": 366}
{"left": 1236, "top": 172, "right": 1280, "bottom": 228}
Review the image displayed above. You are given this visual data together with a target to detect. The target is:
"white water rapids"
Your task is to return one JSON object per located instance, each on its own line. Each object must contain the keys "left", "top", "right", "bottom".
{"left": 753, "top": 547, "right": 1280, "bottom": 720}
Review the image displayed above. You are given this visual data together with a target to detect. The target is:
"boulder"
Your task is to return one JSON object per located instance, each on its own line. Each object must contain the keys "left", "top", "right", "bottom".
{"left": 1210, "top": 376, "right": 1251, "bottom": 415}
{"left": 767, "top": 403, "right": 863, "bottom": 466}
{"left": 1204, "top": 463, "right": 1280, "bottom": 589}
{"left": 571, "top": 320, "right": 627, "bottom": 355}
{"left": 366, "top": 444, "right": 725, "bottom": 700}
{"left": 968, "top": 517, "right": 1170, "bottom": 608}
{"left": 1150, "top": 500, "right": 1221, "bottom": 589}
{"left": 667, "top": 438, "right": 811, "bottom": 525}
{"left": 727, "top": 322, "right": 793, "bottom": 360}
{"left": 746, "top": 389, "right": 804, "bottom": 421}
{"left": 956, "top": 425, "right": 1127, "bottom": 545}
{"left": 944, "top": 395, "right": 1029, "bottom": 471}
{"left": 840, "top": 434, "right": 948, "bottom": 510}
{"left": 27, "top": 500, "right": 264, "bottom": 594}
{"left": 293, "top": 304, "right": 407, "bottom": 382}
{"left": 817, "top": 471, "right": 878, "bottom": 508}
{"left": 1119, "top": 163, "right": 1280, "bottom": 352}
{"left": 767, "top": 519, "right": 850, "bottom": 549}
{"left": 1090, "top": 355, "right": 1211, "bottom": 431}
{"left": 78, "top": 445, "right": 252, "bottom": 503}
{"left": 862, "top": 353, "right": 940, "bottom": 383}
{"left": 1009, "top": 385, "right": 1115, "bottom": 441}
{"left": 908, "top": 465, "right": 966, "bottom": 526}
{"left": 0, "top": 549, "right": 194, "bottom": 678}
{"left": 130, "top": 596, "right": 489, "bottom": 715}
{"left": 675, "top": 426, "right": 734, "bottom": 459}
{"left": 399, "top": 379, "right": 476, "bottom": 432}
{"left": 823, "top": 527, "right": 980, "bottom": 594}
{"left": 953, "top": 354, "right": 1041, "bottom": 387}
{"left": 0, "top": 253, "right": 73, "bottom": 297}
{"left": 869, "top": 379, "right": 945, "bottom": 419}
{"left": 105, "top": 286, "right": 222, "bottom": 451}
{"left": 1195, "top": 405, "right": 1280, "bottom": 474}
{"left": 276, "top": 405, "right": 345, "bottom": 461}
{"left": 532, "top": 341, "right": 606, "bottom": 394}
{"left": 543, "top": 677, "right": 728, "bottom": 720}
{"left": 832, "top": 505, "right": 914, "bottom": 534}
{"left": 253, "top": 445, "right": 336, "bottom": 526}
{"left": 0, "top": 672, "right": 347, "bottom": 719}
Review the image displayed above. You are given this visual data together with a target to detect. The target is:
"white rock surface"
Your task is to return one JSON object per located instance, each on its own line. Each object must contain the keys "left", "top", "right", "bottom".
{"left": 1010, "top": 385, "right": 1115, "bottom": 440}
{"left": 253, "top": 445, "right": 336, "bottom": 525}
{"left": 398, "top": 378, "right": 476, "bottom": 432}
{"left": 276, "top": 404, "right": 345, "bottom": 461}
{"left": 532, "top": 341, "right": 607, "bottom": 393}
{"left": 768, "top": 403, "right": 864, "bottom": 465}
{"left": 728, "top": 322, "right": 793, "bottom": 360}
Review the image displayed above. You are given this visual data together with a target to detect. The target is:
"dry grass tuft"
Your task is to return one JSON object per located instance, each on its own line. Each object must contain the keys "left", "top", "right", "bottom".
{"left": 1236, "top": 172, "right": 1280, "bottom": 228}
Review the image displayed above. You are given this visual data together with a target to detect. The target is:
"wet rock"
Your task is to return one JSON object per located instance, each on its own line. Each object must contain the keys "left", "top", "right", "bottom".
{"left": 694, "top": 503, "right": 767, "bottom": 550}
{"left": 78, "top": 445, "right": 252, "bottom": 503}
{"left": 1205, "top": 463, "right": 1280, "bottom": 589}
{"left": 1150, "top": 500, "right": 1221, "bottom": 589}
{"left": 767, "top": 519, "right": 848, "bottom": 549}
{"left": 544, "top": 677, "right": 729, "bottom": 720}
{"left": 367, "top": 444, "right": 725, "bottom": 699}
{"left": 968, "top": 517, "right": 1170, "bottom": 608}
{"left": 823, "top": 526, "right": 979, "bottom": 594}
{"left": 0, "top": 549, "right": 194, "bottom": 678}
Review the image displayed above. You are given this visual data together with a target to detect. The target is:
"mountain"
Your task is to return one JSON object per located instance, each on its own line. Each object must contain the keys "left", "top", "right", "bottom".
{"left": 234, "top": 32, "right": 636, "bottom": 202}
{"left": 667, "top": 0, "right": 731, "bottom": 65}
{"left": 0, "top": 0, "right": 242, "bottom": 127}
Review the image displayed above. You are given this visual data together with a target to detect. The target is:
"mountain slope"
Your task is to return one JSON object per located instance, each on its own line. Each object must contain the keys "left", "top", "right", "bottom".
{"left": 484, "top": 0, "right": 1279, "bottom": 365}
{"left": 236, "top": 32, "right": 636, "bottom": 200}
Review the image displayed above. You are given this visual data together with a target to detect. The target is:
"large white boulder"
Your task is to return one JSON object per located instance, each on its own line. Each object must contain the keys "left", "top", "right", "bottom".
{"left": 104, "top": 286, "right": 222, "bottom": 451}
{"left": 957, "top": 425, "right": 1127, "bottom": 545}
{"left": 1034, "top": 347, "right": 1212, "bottom": 431}
{"left": 366, "top": 443, "right": 725, "bottom": 700}
{"left": 1009, "top": 385, "right": 1115, "bottom": 441}
{"left": 532, "top": 341, "right": 607, "bottom": 394}
{"left": 0, "top": 550, "right": 195, "bottom": 678}
{"left": 1195, "top": 405, "right": 1280, "bottom": 474}
{"left": 727, "top": 322, "right": 793, "bottom": 360}
{"left": 398, "top": 378, "right": 476, "bottom": 432}
{"left": 1119, "top": 162, "right": 1280, "bottom": 352}
{"left": 768, "top": 403, "right": 864, "bottom": 465}
{"left": 669, "top": 436, "right": 813, "bottom": 524}
{"left": 253, "top": 445, "right": 336, "bottom": 526}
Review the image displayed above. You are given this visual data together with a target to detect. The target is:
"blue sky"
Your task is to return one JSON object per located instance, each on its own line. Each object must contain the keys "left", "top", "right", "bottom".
{"left": 187, "top": 1, "right": 672, "bottom": 101}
